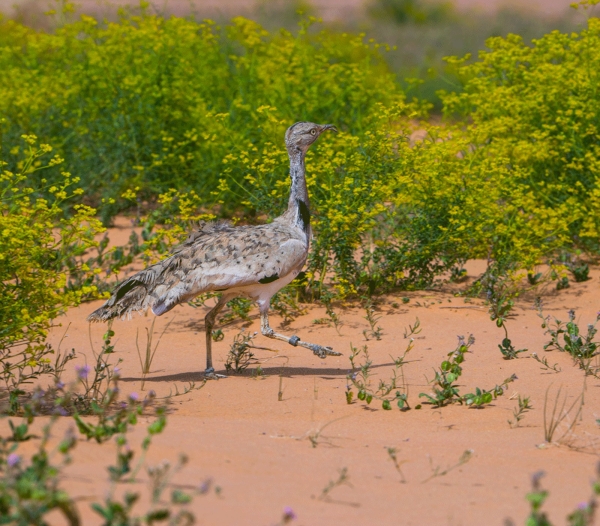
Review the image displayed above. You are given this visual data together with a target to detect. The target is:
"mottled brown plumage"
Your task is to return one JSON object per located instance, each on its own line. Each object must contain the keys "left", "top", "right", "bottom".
{"left": 88, "top": 122, "right": 340, "bottom": 377}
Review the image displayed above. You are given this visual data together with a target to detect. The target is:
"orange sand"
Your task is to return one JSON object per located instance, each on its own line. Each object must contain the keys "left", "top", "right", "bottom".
{"left": 15, "top": 219, "right": 599, "bottom": 525}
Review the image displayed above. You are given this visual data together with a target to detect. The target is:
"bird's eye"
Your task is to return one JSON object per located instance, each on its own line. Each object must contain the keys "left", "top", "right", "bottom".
{"left": 310, "top": 129, "right": 317, "bottom": 136}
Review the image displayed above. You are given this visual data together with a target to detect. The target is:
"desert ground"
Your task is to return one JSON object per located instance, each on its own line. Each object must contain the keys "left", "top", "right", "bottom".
{"left": 14, "top": 219, "right": 599, "bottom": 526}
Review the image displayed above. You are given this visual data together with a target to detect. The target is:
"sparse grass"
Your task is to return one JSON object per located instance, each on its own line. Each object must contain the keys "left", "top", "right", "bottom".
{"left": 530, "top": 353, "right": 561, "bottom": 373}
{"left": 419, "top": 334, "right": 515, "bottom": 408}
{"left": 273, "top": 358, "right": 291, "bottom": 401}
{"left": 135, "top": 316, "right": 175, "bottom": 391}
{"left": 543, "top": 384, "right": 585, "bottom": 444}
{"left": 508, "top": 395, "right": 533, "bottom": 429}
{"left": 305, "top": 417, "right": 348, "bottom": 449}
{"left": 324, "top": 298, "right": 344, "bottom": 336}
{"left": 386, "top": 446, "right": 407, "bottom": 483}
{"left": 463, "top": 376, "right": 516, "bottom": 409}
{"left": 362, "top": 297, "right": 383, "bottom": 341}
{"left": 478, "top": 265, "right": 527, "bottom": 360}
{"left": 421, "top": 449, "right": 473, "bottom": 484}
{"left": 225, "top": 329, "right": 279, "bottom": 374}
{"left": 271, "top": 290, "right": 307, "bottom": 328}
{"left": 0, "top": 359, "right": 211, "bottom": 525}
{"left": 220, "top": 298, "right": 253, "bottom": 326}
{"left": 91, "top": 408, "right": 214, "bottom": 524}
{"left": 317, "top": 467, "right": 354, "bottom": 504}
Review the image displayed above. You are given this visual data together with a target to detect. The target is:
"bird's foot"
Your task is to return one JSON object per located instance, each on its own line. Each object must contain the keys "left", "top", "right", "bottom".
{"left": 305, "top": 343, "right": 342, "bottom": 359}
{"left": 204, "top": 367, "right": 227, "bottom": 380}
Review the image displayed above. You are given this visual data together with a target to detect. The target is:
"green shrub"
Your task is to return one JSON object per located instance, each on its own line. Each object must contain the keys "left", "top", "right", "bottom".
{"left": 238, "top": 101, "right": 575, "bottom": 297}
{"left": 0, "top": 11, "right": 403, "bottom": 221}
{"left": 442, "top": 5, "right": 600, "bottom": 253}
{"left": 0, "top": 135, "right": 103, "bottom": 399}
{"left": 3, "top": 5, "right": 600, "bottom": 305}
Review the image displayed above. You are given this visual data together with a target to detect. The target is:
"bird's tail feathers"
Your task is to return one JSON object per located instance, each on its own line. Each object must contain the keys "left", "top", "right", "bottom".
{"left": 87, "top": 271, "right": 157, "bottom": 323}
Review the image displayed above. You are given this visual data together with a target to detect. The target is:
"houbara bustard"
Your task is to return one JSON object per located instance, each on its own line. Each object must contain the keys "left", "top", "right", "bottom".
{"left": 88, "top": 122, "right": 341, "bottom": 378}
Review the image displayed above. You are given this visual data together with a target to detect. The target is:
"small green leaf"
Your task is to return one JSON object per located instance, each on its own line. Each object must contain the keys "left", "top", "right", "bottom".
{"left": 171, "top": 490, "right": 192, "bottom": 504}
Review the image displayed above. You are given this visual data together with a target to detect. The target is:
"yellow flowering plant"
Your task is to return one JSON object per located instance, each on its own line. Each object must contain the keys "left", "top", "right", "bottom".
{"left": 0, "top": 11, "right": 402, "bottom": 221}
{"left": 441, "top": 5, "right": 600, "bottom": 254}
{"left": 0, "top": 135, "right": 103, "bottom": 401}
{"left": 2, "top": 3, "right": 600, "bottom": 308}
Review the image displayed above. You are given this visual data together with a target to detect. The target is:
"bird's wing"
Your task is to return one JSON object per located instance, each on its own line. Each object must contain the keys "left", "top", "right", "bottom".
{"left": 149, "top": 223, "right": 308, "bottom": 315}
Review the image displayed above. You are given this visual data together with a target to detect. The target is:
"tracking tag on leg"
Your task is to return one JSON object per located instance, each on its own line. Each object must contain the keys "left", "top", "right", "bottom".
{"left": 288, "top": 335, "right": 300, "bottom": 346}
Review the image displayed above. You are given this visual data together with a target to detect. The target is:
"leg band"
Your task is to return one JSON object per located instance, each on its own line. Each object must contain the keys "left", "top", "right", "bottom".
{"left": 288, "top": 335, "right": 300, "bottom": 347}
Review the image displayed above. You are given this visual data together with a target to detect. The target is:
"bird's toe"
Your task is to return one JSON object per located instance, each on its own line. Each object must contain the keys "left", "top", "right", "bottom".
{"left": 204, "top": 367, "right": 227, "bottom": 380}
{"left": 309, "top": 344, "right": 341, "bottom": 358}
{"left": 323, "top": 346, "right": 342, "bottom": 357}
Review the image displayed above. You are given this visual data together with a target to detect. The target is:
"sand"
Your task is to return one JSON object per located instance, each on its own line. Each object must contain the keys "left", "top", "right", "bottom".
{"left": 9, "top": 217, "right": 598, "bottom": 526}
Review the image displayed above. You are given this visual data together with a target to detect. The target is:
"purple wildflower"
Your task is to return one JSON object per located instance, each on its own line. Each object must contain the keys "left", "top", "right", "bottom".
{"left": 75, "top": 364, "right": 91, "bottom": 380}
{"left": 143, "top": 390, "right": 156, "bottom": 407}
{"left": 282, "top": 507, "right": 297, "bottom": 523}
{"left": 198, "top": 478, "right": 213, "bottom": 494}
{"left": 56, "top": 381, "right": 65, "bottom": 390}
{"left": 53, "top": 406, "right": 69, "bottom": 417}
{"left": 578, "top": 502, "right": 589, "bottom": 511}
{"left": 7, "top": 453, "right": 21, "bottom": 468}
{"left": 129, "top": 392, "right": 139, "bottom": 402}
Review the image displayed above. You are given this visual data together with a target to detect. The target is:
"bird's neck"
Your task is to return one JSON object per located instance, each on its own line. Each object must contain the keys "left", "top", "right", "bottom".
{"left": 284, "top": 148, "right": 311, "bottom": 234}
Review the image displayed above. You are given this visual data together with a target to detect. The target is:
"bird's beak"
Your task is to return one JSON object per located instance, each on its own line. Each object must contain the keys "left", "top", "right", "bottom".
{"left": 320, "top": 124, "right": 338, "bottom": 133}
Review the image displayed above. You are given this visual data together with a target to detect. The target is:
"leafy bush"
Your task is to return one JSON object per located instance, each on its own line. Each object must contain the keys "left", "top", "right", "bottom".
{"left": 0, "top": 10, "right": 403, "bottom": 221}
{"left": 0, "top": 135, "right": 103, "bottom": 403}
{"left": 442, "top": 4, "right": 600, "bottom": 253}
{"left": 3, "top": 5, "right": 600, "bottom": 305}
{"left": 238, "top": 101, "right": 579, "bottom": 297}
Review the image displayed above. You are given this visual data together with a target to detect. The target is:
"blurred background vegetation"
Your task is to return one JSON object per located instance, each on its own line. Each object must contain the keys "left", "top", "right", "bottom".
{"left": 1, "top": 0, "right": 581, "bottom": 108}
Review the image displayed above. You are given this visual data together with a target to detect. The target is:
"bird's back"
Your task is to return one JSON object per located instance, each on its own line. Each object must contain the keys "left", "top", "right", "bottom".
{"left": 88, "top": 217, "right": 308, "bottom": 321}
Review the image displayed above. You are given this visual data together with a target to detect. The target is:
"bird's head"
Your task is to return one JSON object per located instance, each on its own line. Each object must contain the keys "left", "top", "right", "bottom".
{"left": 284, "top": 122, "right": 337, "bottom": 155}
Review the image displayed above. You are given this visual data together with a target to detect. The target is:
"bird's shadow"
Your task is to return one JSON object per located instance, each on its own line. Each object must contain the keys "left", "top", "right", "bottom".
{"left": 120, "top": 361, "right": 397, "bottom": 383}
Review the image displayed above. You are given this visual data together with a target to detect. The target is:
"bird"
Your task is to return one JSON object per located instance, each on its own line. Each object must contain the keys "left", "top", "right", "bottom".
{"left": 88, "top": 121, "right": 341, "bottom": 378}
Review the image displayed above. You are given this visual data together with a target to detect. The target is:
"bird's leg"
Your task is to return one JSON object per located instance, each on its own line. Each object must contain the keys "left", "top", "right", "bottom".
{"left": 204, "top": 295, "right": 229, "bottom": 379}
{"left": 260, "top": 309, "right": 341, "bottom": 359}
